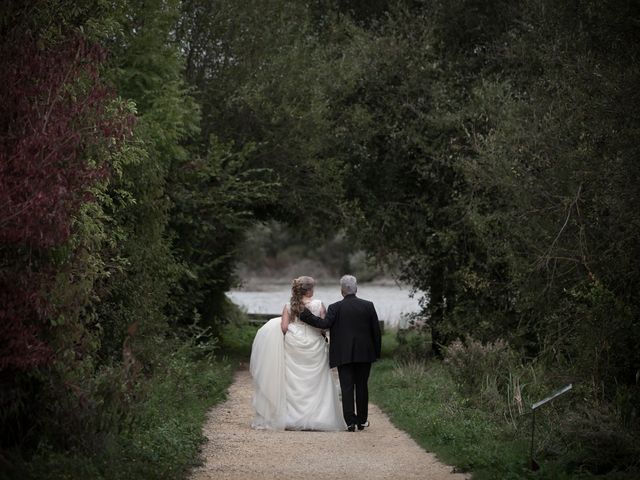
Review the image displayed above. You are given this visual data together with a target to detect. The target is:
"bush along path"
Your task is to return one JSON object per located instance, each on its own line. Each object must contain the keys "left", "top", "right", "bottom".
{"left": 189, "top": 365, "right": 469, "bottom": 480}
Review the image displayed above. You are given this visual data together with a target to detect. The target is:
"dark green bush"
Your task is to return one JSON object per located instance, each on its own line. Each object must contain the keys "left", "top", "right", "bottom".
{"left": 396, "top": 329, "right": 432, "bottom": 360}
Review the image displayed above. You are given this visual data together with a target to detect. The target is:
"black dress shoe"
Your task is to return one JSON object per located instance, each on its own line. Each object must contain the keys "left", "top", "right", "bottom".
{"left": 357, "top": 421, "right": 369, "bottom": 431}
{"left": 347, "top": 424, "right": 356, "bottom": 432}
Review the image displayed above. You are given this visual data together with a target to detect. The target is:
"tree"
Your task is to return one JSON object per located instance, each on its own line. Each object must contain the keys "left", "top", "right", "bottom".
{"left": 0, "top": 26, "right": 133, "bottom": 448}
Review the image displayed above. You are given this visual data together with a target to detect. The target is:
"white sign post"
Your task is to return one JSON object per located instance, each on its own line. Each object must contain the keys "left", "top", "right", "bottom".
{"left": 529, "top": 383, "right": 573, "bottom": 470}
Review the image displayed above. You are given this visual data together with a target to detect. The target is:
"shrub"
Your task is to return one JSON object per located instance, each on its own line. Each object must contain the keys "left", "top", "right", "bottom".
{"left": 4, "top": 330, "right": 232, "bottom": 480}
{"left": 557, "top": 404, "right": 640, "bottom": 475}
{"left": 396, "top": 329, "right": 432, "bottom": 360}
{"left": 443, "top": 336, "right": 522, "bottom": 413}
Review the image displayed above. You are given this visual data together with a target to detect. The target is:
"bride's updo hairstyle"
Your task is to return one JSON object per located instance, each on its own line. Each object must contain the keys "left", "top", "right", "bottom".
{"left": 289, "top": 276, "right": 315, "bottom": 321}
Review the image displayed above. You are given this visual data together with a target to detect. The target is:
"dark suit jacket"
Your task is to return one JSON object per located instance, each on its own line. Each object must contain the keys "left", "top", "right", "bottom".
{"left": 300, "top": 294, "right": 381, "bottom": 368}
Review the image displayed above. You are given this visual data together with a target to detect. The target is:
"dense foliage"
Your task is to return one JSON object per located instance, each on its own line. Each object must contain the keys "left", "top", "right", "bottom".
{"left": 0, "top": 0, "right": 267, "bottom": 475}
{"left": 1, "top": 0, "right": 638, "bottom": 477}
{"left": 328, "top": 1, "right": 640, "bottom": 475}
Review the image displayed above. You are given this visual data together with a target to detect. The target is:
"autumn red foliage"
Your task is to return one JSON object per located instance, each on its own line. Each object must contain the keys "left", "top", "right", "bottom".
{"left": 0, "top": 34, "right": 132, "bottom": 248}
{"left": 0, "top": 34, "right": 133, "bottom": 372}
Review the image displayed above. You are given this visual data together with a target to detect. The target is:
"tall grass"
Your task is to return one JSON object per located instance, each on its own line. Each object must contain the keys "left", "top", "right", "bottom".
{"left": 3, "top": 330, "right": 236, "bottom": 480}
{"left": 370, "top": 357, "right": 535, "bottom": 479}
{"left": 218, "top": 321, "right": 260, "bottom": 362}
{"left": 370, "top": 331, "right": 640, "bottom": 479}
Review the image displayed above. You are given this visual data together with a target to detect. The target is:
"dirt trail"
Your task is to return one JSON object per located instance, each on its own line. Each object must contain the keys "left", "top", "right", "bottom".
{"left": 190, "top": 366, "right": 470, "bottom": 480}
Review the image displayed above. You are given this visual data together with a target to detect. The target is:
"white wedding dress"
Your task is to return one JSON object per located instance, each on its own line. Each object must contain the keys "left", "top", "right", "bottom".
{"left": 250, "top": 299, "right": 346, "bottom": 431}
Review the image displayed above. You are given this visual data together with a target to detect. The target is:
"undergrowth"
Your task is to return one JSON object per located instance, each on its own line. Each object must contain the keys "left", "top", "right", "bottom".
{"left": 370, "top": 331, "right": 640, "bottom": 480}
{"left": 3, "top": 331, "right": 234, "bottom": 480}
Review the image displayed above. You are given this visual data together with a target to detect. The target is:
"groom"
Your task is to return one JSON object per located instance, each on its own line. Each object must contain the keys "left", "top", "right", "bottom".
{"left": 300, "top": 275, "right": 381, "bottom": 432}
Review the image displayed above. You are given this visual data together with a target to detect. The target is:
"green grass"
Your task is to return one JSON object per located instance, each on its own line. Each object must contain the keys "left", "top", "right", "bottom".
{"left": 17, "top": 324, "right": 632, "bottom": 480}
{"left": 380, "top": 327, "right": 399, "bottom": 357}
{"left": 6, "top": 344, "right": 234, "bottom": 480}
{"left": 16, "top": 319, "right": 260, "bottom": 480}
{"left": 218, "top": 321, "right": 260, "bottom": 362}
{"left": 370, "top": 332, "right": 640, "bottom": 480}
{"left": 370, "top": 357, "right": 535, "bottom": 479}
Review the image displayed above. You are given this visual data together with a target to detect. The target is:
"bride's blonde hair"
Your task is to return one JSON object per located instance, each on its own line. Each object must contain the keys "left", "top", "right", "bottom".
{"left": 289, "top": 276, "right": 315, "bottom": 321}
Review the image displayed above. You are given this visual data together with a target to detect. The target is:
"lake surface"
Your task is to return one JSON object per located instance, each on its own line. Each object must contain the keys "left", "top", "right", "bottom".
{"left": 226, "top": 283, "right": 424, "bottom": 328}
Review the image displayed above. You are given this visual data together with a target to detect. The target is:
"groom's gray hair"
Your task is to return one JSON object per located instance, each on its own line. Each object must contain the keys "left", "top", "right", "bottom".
{"left": 340, "top": 275, "right": 358, "bottom": 295}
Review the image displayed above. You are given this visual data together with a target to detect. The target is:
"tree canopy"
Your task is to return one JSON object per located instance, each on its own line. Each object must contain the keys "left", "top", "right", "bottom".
{"left": 1, "top": 0, "right": 638, "bottom": 476}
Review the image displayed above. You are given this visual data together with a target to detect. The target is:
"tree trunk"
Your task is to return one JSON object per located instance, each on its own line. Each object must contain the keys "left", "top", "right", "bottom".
{"left": 429, "top": 264, "right": 446, "bottom": 358}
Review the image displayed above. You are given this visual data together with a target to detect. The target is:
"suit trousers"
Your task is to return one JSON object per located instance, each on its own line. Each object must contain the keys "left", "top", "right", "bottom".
{"left": 337, "top": 362, "right": 372, "bottom": 426}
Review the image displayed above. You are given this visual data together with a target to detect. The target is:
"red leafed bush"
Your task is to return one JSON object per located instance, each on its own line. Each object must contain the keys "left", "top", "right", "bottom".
{"left": 0, "top": 34, "right": 133, "bottom": 373}
{"left": 0, "top": 34, "right": 132, "bottom": 249}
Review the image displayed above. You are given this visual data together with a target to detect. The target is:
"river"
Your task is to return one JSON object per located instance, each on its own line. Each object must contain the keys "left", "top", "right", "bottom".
{"left": 225, "top": 283, "right": 424, "bottom": 328}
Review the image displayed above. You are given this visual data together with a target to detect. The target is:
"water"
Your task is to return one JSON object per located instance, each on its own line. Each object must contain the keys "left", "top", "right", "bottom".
{"left": 225, "top": 283, "right": 424, "bottom": 328}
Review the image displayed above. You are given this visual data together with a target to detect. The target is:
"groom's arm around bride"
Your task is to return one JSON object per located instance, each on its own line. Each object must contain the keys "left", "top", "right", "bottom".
{"left": 299, "top": 295, "right": 381, "bottom": 367}
{"left": 299, "top": 275, "right": 381, "bottom": 431}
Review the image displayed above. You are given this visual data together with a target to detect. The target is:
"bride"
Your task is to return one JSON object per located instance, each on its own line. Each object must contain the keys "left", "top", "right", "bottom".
{"left": 250, "top": 276, "right": 346, "bottom": 431}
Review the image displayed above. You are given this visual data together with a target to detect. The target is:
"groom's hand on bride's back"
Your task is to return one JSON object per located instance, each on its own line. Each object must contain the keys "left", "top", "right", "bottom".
{"left": 299, "top": 307, "right": 318, "bottom": 324}
{"left": 300, "top": 307, "right": 332, "bottom": 329}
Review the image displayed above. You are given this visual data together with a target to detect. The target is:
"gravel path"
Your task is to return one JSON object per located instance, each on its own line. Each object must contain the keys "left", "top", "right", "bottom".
{"left": 190, "top": 365, "right": 470, "bottom": 480}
